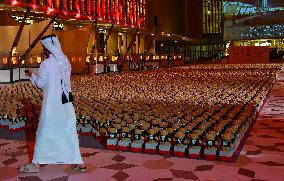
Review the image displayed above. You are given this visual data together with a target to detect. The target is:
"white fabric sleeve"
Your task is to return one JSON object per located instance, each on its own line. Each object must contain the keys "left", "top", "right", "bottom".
{"left": 30, "top": 62, "right": 47, "bottom": 89}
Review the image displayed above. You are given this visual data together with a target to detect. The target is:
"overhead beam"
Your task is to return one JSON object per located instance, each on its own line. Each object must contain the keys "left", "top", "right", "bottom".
{"left": 172, "top": 37, "right": 183, "bottom": 57}
{"left": 8, "top": 7, "right": 30, "bottom": 67}
{"left": 89, "top": 19, "right": 99, "bottom": 53}
{"left": 144, "top": 33, "right": 156, "bottom": 55}
{"left": 126, "top": 28, "right": 139, "bottom": 54}
{"left": 99, "top": 23, "right": 115, "bottom": 53}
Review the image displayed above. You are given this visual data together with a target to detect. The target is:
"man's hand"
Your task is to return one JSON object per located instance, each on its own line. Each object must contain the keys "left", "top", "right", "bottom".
{"left": 25, "top": 69, "right": 33, "bottom": 77}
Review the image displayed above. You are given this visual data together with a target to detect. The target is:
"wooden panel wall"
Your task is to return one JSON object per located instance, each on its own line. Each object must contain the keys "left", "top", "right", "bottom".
{"left": 55, "top": 25, "right": 92, "bottom": 74}
{"left": 228, "top": 46, "right": 269, "bottom": 64}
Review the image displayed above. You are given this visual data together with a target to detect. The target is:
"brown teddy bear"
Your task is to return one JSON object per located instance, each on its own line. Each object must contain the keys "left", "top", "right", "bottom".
{"left": 147, "top": 128, "right": 157, "bottom": 143}
{"left": 175, "top": 132, "right": 185, "bottom": 145}
{"left": 121, "top": 127, "right": 130, "bottom": 139}
{"left": 160, "top": 130, "right": 171, "bottom": 143}
{"left": 190, "top": 130, "right": 201, "bottom": 146}
{"left": 205, "top": 131, "right": 217, "bottom": 147}
{"left": 108, "top": 127, "right": 117, "bottom": 139}
{"left": 221, "top": 132, "right": 234, "bottom": 150}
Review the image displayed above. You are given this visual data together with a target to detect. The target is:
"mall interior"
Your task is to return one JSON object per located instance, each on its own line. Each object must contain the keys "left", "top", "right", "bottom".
{"left": 0, "top": 0, "right": 284, "bottom": 180}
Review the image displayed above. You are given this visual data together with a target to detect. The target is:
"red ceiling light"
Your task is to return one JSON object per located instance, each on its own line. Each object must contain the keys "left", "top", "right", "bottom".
{"left": 47, "top": 7, "right": 54, "bottom": 13}
{"left": 75, "top": 13, "right": 80, "bottom": 18}
{"left": 31, "top": 4, "right": 36, "bottom": 9}
{"left": 11, "top": 0, "right": 18, "bottom": 5}
{"left": 8, "top": 0, "right": 145, "bottom": 28}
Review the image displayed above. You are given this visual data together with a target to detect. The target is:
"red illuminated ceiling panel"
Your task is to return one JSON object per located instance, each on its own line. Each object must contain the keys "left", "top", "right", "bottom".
{"left": 8, "top": 0, "right": 145, "bottom": 28}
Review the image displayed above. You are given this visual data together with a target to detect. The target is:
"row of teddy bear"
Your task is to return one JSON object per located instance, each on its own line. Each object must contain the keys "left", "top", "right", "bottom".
{"left": 0, "top": 64, "right": 282, "bottom": 161}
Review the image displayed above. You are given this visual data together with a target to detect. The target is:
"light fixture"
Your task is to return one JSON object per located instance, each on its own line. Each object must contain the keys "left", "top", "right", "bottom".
{"left": 47, "top": 7, "right": 54, "bottom": 13}
{"left": 11, "top": 0, "right": 18, "bottom": 5}
{"left": 12, "top": 47, "right": 17, "bottom": 56}
{"left": 2, "top": 57, "right": 8, "bottom": 65}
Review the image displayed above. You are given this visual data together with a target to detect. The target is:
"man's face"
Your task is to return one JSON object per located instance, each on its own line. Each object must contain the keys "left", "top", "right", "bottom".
{"left": 42, "top": 46, "right": 50, "bottom": 58}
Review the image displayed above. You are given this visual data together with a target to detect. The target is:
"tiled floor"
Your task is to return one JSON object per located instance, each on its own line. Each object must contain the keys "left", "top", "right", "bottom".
{"left": 0, "top": 71, "right": 284, "bottom": 181}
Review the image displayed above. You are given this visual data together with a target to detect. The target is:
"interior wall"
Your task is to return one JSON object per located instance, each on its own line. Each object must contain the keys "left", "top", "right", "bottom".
{"left": 137, "top": 32, "right": 145, "bottom": 54}
{"left": 187, "top": 0, "right": 203, "bottom": 39}
{"left": 55, "top": 25, "right": 92, "bottom": 74}
{"left": 146, "top": 0, "right": 186, "bottom": 35}
{"left": 126, "top": 32, "right": 136, "bottom": 54}
{"left": 144, "top": 34, "right": 155, "bottom": 54}
{"left": 0, "top": 20, "right": 52, "bottom": 67}
{"left": 121, "top": 33, "right": 127, "bottom": 54}
{"left": 0, "top": 11, "right": 20, "bottom": 26}
{"left": 146, "top": 0, "right": 202, "bottom": 38}
{"left": 107, "top": 29, "right": 118, "bottom": 54}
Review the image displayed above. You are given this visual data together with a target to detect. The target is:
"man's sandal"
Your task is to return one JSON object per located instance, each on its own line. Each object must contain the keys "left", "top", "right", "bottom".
{"left": 19, "top": 163, "right": 40, "bottom": 173}
{"left": 71, "top": 165, "right": 87, "bottom": 172}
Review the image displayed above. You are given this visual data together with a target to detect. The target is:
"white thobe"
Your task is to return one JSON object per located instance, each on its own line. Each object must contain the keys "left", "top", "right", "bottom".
{"left": 30, "top": 37, "right": 83, "bottom": 164}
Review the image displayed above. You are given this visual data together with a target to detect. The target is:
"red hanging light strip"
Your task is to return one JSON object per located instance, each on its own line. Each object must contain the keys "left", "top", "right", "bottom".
{"left": 81, "top": 0, "right": 84, "bottom": 14}
{"left": 105, "top": 0, "right": 109, "bottom": 20}
{"left": 30, "top": 0, "right": 36, "bottom": 5}
{"left": 90, "top": 0, "right": 94, "bottom": 16}
{"left": 102, "top": 0, "right": 105, "bottom": 20}
{"left": 115, "top": 0, "right": 118, "bottom": 23}
{"left": 30, "top": 0, "right": 37, "bottom": 9}
{"left": 62, "top": 0, "right": 67, "bottom": 12}
{"left": 125, "top": 0, "right": 128, "bottom": 25}
{"left": 108, "top": 0, "right": 112, "bottom": 21}
{"left": 9, "top": 0, "right": 145, "bottom": 27}
{"left": 75, "top": 0, "right": 80, "bottom": 17}
{"left": 55, "top": 0, "right": 59, "bottom": 10}
{"left": 131, "top": 0, "right": 134, "bottom": 25}
{"left": 134, "top": 0, "right": 137, "bottom": 26}
{"left": 111, "top": 0, "right": 115, "bottom": 22}
{"left": 119, "top": 0, "right": 122, "bottom": 24}
{"left": 98, "top": 0, "right": 101, "bottom": 19}
{"left": 48, "top": 0, "right": 52, "bottom": 8}
{"left": 87, "top": 0, "right": 91, "bottom": 16}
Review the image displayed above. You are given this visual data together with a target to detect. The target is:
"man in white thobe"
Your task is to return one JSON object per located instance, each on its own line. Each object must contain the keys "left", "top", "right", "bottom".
{"left": 20, "top": 34, "right": 86, "bottom": 173}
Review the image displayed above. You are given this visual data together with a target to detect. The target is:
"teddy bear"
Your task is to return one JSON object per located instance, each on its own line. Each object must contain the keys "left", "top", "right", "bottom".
{"left": 131, "top": 129, "right": 144, "bottom": 152}
{"left": 173, "top": 131, "right": 187, "bottom": 157}
{"left": 106, "top": 127, "right": 118, "bottom": 150}
{"left": 145, "top": 128, "right": 159, "bottom": 154}
{"left": 118, "top": 126, "right": 132, "bottom": 151}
